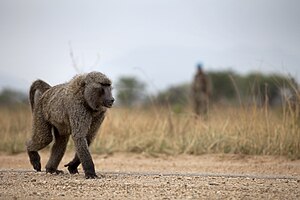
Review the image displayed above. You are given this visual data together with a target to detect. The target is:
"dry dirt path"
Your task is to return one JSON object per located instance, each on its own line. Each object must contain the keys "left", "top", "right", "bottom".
{"left": 0, "top": 151, "right": 299, "bottom": 199}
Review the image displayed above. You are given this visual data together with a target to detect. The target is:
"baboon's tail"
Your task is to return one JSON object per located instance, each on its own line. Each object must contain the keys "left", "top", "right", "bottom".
{"left": 29, "top": 79, "right": 51, "bottom": 111}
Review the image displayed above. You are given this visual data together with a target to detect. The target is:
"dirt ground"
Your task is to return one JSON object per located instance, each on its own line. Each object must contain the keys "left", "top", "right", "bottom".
{"left": 0, "top": 151, "right": 299, "bottom": 199}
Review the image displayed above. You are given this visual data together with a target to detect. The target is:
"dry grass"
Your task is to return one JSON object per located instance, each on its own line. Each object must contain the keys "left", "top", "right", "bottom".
{"left": 0, "top": 106, "right": 32, "bottom": 154}
{"left": 0, "top": 104, "right": 299, "bottom": 159}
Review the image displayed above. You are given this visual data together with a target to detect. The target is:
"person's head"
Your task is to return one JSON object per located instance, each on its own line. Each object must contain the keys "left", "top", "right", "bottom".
{"left": 197, "top": 63, "right": 203, "bottom": 72}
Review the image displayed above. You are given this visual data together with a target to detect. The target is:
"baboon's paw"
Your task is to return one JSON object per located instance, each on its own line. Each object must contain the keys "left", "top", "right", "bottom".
{"left": 28, "top": 151, "right": 41, "bottom": 172}
{"left": 85, "top": 172, "right": 98, "bottom": 179}
{"left": 64, "top": 163, "right": 79, "bottom": 174}
{"left": 46, "top": 168, "right": 64, "bottom": 174}
{"left": 33, "top": 162, "right": 41, "bottom": 172}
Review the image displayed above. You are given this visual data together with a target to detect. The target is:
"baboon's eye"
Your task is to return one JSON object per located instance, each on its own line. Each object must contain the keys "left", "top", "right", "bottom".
{"left": 100, "top": 87, "right": 105, "bottom": 94}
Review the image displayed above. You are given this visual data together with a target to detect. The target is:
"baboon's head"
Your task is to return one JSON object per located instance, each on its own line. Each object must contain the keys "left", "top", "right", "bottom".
{"left": 83, "top": 72, "right": 114, "bottom": 110}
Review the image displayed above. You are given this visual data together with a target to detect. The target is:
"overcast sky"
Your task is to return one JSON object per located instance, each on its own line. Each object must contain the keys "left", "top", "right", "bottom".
{"left": 0, "top": 0, "right": 299, "bottom": 93}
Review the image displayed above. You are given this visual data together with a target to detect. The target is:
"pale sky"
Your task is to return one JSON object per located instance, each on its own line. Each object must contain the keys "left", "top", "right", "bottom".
{"left": 0, "top": 0, "right": 299, "bottom": 93}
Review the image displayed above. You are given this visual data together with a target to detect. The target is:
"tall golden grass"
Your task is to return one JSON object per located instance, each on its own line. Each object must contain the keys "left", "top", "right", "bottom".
{"left": 0, "top": 103, "right": 299, "bottom": 159}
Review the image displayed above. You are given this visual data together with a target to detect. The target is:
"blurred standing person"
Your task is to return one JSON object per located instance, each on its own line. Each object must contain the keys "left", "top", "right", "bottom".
{"left": 191, "top": 63, "right": 210, "bottom": 117}
{"left": 290, "top": 77, "right": 300, "bottom": 118}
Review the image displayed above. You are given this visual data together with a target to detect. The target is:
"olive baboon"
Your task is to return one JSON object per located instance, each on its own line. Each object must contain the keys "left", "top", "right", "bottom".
{"left": 26, "top": 71, "right": 114, "bottom": 179}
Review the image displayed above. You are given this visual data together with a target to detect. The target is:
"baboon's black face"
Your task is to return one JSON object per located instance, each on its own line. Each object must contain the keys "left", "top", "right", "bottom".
{"left": 100, "top": 83, "right": 114, "bottom": 108}
{"left": 84, "top": 81, "right": 114, "bottom": 111}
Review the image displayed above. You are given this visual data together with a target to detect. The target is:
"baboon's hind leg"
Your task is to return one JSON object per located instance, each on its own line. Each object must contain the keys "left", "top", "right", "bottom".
{"left": 26, "top": 114, "right": 53, "bottom": 172}
{"left": 45, "top": 128, "right": 69, "bottom": 174}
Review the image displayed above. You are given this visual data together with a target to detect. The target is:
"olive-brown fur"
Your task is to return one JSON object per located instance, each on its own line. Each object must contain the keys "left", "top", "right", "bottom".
{"left": 26, "top": 71, "right": 114, "bottom": 179}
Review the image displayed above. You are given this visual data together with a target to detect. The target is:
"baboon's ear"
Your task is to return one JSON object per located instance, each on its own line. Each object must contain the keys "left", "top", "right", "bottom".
{"left": 84, "top": 83, "right": 102, "bottom": 110}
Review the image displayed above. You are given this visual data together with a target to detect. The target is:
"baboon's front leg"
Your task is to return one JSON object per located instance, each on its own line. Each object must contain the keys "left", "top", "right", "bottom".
{"left": 65, "top": 115, "right": 104, "bottom": 175}
{"left": 64, "top": 136, "right": 94, "bottom": 174}
{"left": 73, "top": 137, "right": 97, "bottom": 179}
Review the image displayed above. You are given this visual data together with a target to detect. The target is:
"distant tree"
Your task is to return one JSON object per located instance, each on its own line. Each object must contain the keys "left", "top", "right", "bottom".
{"left": 134, "top": 70, "right": 295, "bottom": 108}
{"left": 0, "top": 88, "right": 27, "bottom": 106}
{"left": 155, "top": 83, "right": 190, "bottom": 106}
{"left": 243, "top": 73, "right": 291, "bottom": 106}
{"left": 208, "top": 71, "right": 239, "bottom": 102}
{"left": 115, "top": 76, "right": 146, "bottom": 107}
{"left": 154, "top": 83, "right": 190, "bottom": 113}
